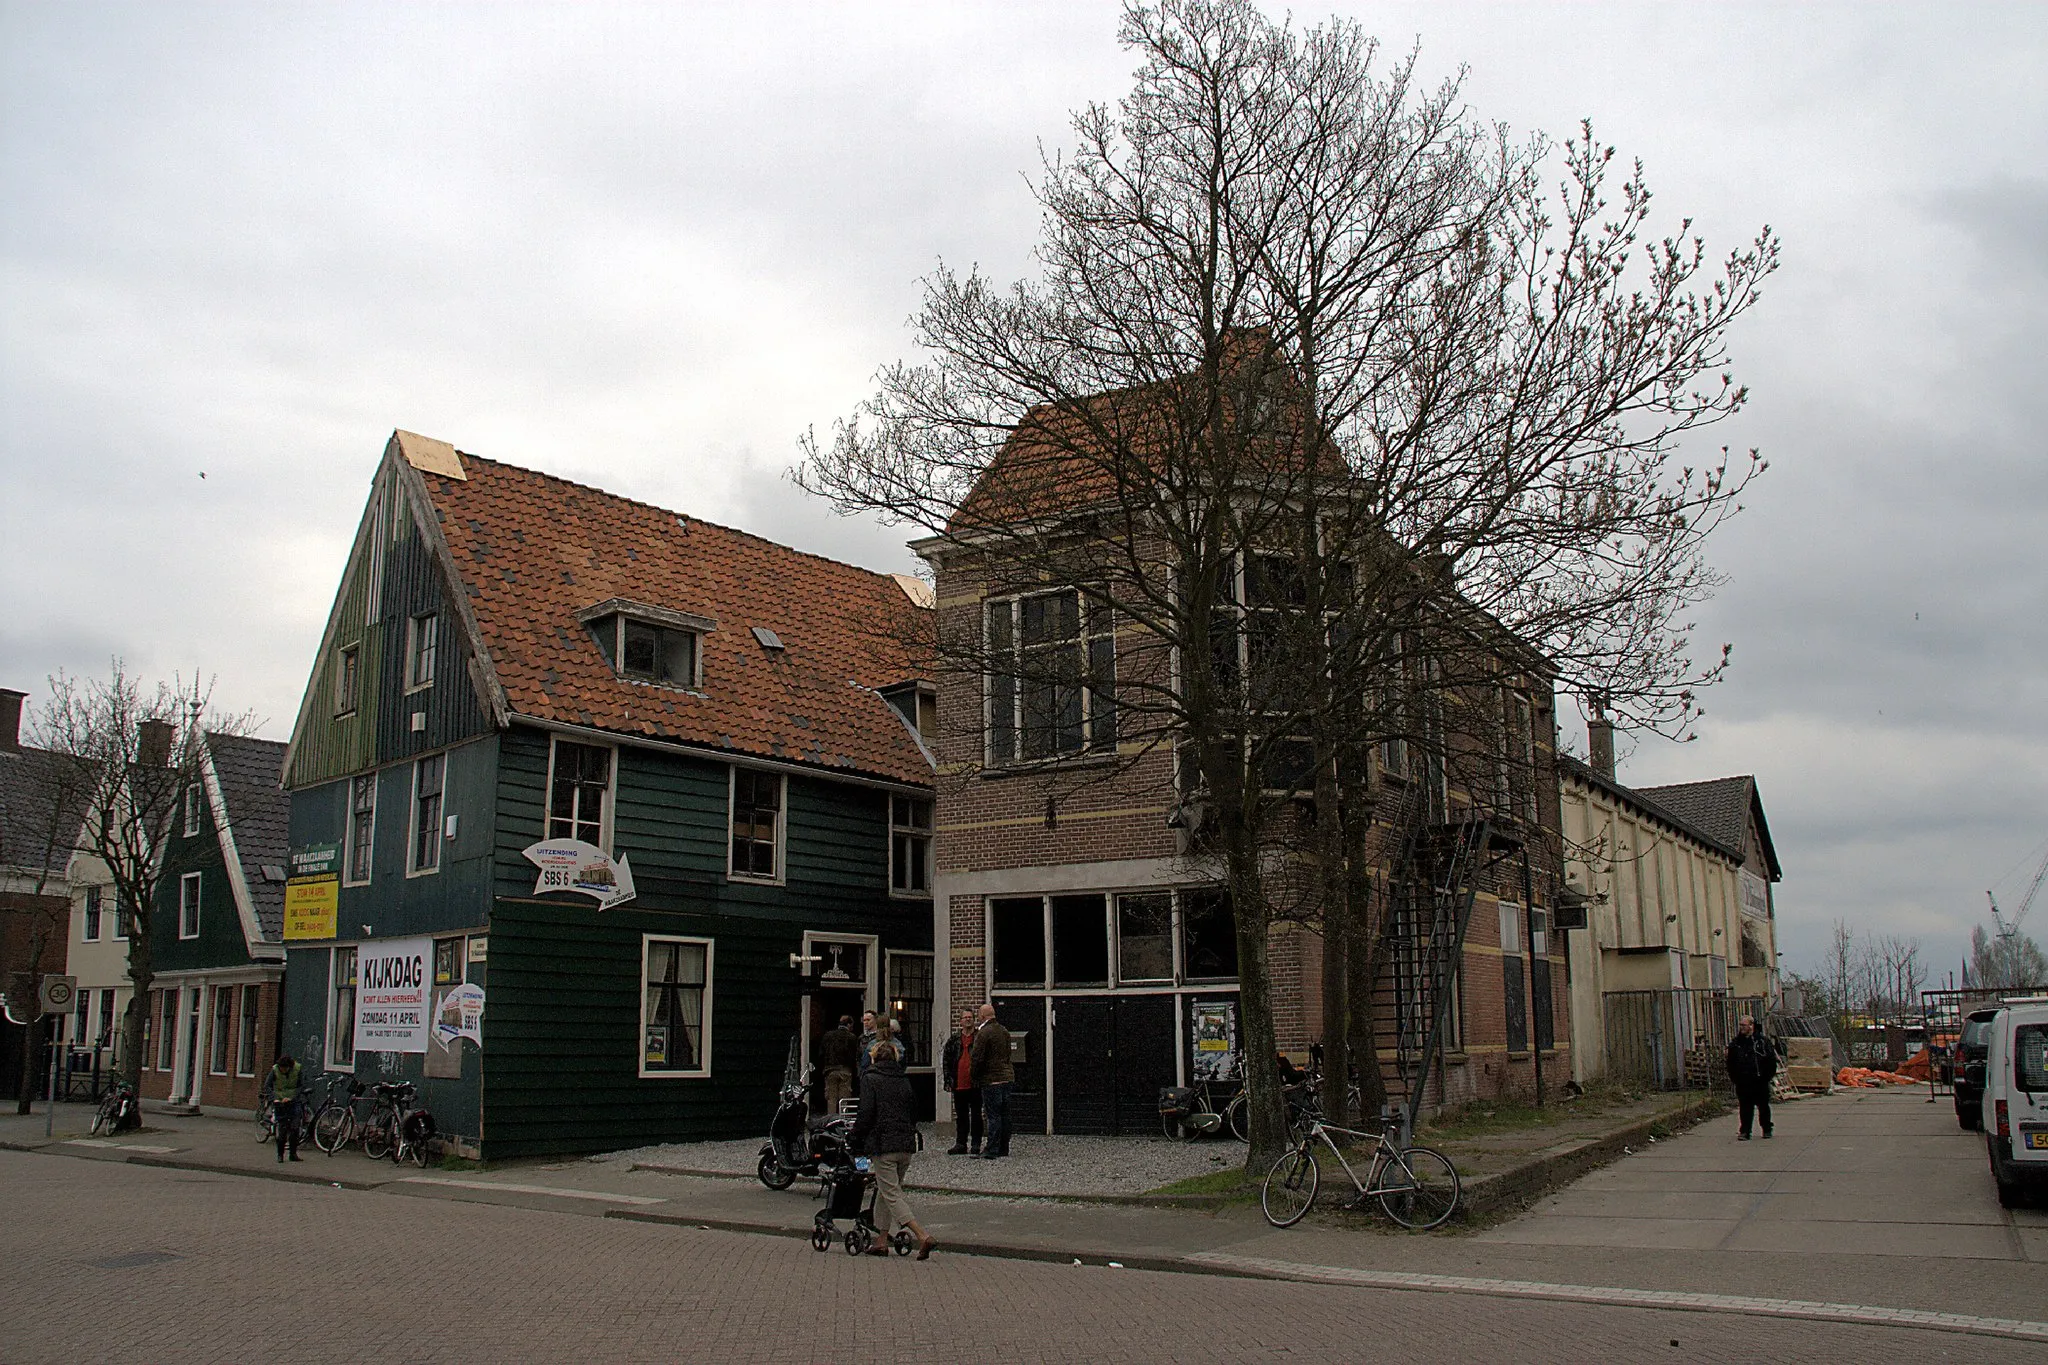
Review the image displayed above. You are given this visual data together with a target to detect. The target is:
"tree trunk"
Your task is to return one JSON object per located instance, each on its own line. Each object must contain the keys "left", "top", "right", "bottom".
{"left": 1318, "top": 871, "right": 1352, "bottom": 1130}
{"left": 1222, "top": 827, "right": 1289, "bottom": 1173}
{"left": 1349, "top": 900, "right": 1389, "bottom": 1122}
{"left": 121, "top": 919, "right": 154, "bottom": 1091}
{"left": 14, "top": 1012, "right": 37, "bottom": 1115}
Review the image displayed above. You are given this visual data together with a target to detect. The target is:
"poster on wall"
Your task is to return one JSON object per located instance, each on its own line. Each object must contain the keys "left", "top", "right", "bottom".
{"left": 283, "top": 877, "right": 339, "bottom": 940}
{"left": 1189, "top": 1000, "right": 1239, "bottom": 1082}
{"left": 522, "top": 839, "right": 636, "bottom": 910}
{"left": 353, "top": 937, "right": 432, "bottom": 1055}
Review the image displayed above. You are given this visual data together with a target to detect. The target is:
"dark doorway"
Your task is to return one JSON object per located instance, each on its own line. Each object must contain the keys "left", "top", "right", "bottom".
{"left": 991, "top": 997, "right": 1045, "bottom": 1135}
{"left": 807, "top": 986, "right": 868, "bottom": 1110}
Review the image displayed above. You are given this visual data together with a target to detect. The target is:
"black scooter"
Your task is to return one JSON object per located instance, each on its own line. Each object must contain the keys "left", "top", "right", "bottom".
{"left": 757, "top": 1067, "right": 854, "bottom": 1190}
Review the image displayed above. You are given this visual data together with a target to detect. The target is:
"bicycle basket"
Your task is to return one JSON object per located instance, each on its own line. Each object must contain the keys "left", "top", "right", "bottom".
{"left": 1158, "top": 1086, "right": 1196, "bottom": 1120}
{"left": 401, "top": 1111, "right": 437, "bottom": 1145}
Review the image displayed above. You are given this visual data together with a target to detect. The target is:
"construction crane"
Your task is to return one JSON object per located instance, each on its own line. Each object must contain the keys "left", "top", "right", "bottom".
{"left": 1985, "top": 842, "right": 2048, "bottom": 986}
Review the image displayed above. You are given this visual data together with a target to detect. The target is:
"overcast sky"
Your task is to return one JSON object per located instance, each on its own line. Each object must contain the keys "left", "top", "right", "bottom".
{"left": 3, "top": 2, "right": 2044, "bottom": 980}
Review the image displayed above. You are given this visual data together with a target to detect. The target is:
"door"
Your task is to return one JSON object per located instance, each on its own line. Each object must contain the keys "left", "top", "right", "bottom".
{"left": 1113, "top": 995, "right": 1177, "bottom": 1134}
{"left": 991, "top": 997, "right": 1046, "bottom": 1135}
{"left": 1052, "top": 998, "right": 1115, "bottom": 1134}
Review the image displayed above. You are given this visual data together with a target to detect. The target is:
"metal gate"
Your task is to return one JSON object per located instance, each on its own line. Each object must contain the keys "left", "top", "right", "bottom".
{"left": 1602, "top": 990, "right": 1768, "bottom": 1090}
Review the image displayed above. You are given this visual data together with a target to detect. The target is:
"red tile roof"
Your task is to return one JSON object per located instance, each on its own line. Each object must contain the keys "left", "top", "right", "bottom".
{"left": 417, "top": 453, "right": 933, "bottom": 787}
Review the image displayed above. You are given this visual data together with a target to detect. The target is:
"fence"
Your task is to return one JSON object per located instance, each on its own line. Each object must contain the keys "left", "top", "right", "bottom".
{"left": 1602, "top": 989, "right": 1768, "bottom": 1091}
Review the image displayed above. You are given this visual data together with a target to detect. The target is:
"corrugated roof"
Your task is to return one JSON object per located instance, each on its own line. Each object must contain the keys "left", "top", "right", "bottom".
{"left": 414, "top": 452, "right": 934, "bottom": 787}
{"left": 207, "top": 733, "right": 290, "bottom": 941}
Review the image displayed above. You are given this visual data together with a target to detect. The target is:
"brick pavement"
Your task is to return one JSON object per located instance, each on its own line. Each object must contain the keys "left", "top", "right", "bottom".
{"left": 4, "top": 1150, "right": 2041, "bottom": 1364}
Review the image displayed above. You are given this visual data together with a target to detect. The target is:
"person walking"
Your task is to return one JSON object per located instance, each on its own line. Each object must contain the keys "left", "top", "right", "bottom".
{"left": 1726, "top": 1015, "right": 1779, "bottom": 1140}
{"left": 970, "top": 1003, "right": 1014, "bottom": 1159}
{"left": 817, "top": 1015, "right": 860, "bottom": 1115}
{"left": 941, "top": 1008, "right": 982, "bottom": 1156}
{"left": 849, "top": 1041, "right": 936, "bottom": 1260}
{"left": 268, "top": 1052, "right": 304, "bottom": 1162}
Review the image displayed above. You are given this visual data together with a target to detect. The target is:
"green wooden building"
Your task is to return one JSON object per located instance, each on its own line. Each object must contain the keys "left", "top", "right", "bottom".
{"left": 279, "top": 431, "right": 937, "bottom": 1158}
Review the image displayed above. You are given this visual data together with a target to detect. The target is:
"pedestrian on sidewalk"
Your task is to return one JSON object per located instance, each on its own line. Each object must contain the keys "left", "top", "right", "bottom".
{"left": 849, "top": 1041, "right": 936, "bottom": 1260}
{"left": 817, "top": 1015, "right": 860, "bottom": 1115}
{"left": 941, "top": 1008, "right": 982, "bottom": 1156}
{"left": 268, "top": 1052, "right": 304, "bottom": 1162}
{"left": 970, "top": 1003, "right": 1014, "bottom": 1159}
{"left": 1726, "top": 1016, "right": 1778, "bottom": 1140}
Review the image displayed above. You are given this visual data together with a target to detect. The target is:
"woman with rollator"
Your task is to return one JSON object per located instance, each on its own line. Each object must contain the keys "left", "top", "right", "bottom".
{"left": 849, "top": 1040, "right": 936, "bottom": 1260}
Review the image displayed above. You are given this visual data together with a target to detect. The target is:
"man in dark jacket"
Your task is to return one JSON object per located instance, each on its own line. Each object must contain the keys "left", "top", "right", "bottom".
{"left": 817, "top": 1015, "right": 860, "bottom": 1115}
{"left": 1726, "top": 1015, "right": 1779, "bottom": 1140}
{"left": 940, "top": 1008, "right": 982, "bottom": 1155}
{"left": 969, "top": 1003, "right": 1015, "bottom": 1159}
{"left": 849, "top": 1042, "right": 935, "bottom": 1259}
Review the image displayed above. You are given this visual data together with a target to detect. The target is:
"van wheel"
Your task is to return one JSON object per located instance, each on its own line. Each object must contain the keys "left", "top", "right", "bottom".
{"left": 1989, "top": 1141, "right": 2025, "bottom": 1209}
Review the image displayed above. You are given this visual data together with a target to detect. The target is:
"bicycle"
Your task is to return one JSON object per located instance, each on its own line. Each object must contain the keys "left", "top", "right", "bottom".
{"left": 360, "top": 1082, "right": 435, "bottom": 1167}
{"left": 90, "top": 1078, "right": 137, "bottom": 1136}
{"left": 1260, "top": 1114, "right": 1461, "bottom": 1231}
{"left": 312, "top": 1076, "right": 368, "bottom": 1154}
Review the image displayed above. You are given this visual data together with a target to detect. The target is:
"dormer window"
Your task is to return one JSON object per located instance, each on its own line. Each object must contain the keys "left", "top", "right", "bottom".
{"left": 580, "top": 598, "right": 715, "bottom": 690}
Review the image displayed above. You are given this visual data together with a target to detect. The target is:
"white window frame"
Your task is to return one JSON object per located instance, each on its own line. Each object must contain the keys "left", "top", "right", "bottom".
{"left": 209, "top": 986, "right": 233, "bottom": 1076}
{"left": 183, "top": 784, "right": 203, "bottom": 837}
{"left": 983, "top": 587, "right": 1116, "bottom": 766}
{"left": 334, "top": 642, "right": 361, "bottom": 717}
{"left": 612, "top": 615, "right": 702, "bottom": 689}
{"left": 888, "top": 794, "right": 933, "bottom": 899}
{"left": 237, "top": 983, "right": 261, "bottom": 1077}
{"left": 178, "top": 872, "right": 202, "bottom": 939}
{"left": 329, "top": 946, "right": 358, "bottom": 1073}
{"left": 156, "top": 988, "right": 177, "bottom": 1071}
{"left": 405, "top": 612, "right": 439, "bottom": 693}
{"left": 545, "top": 736, "right": 617, "bottom": 852}
{"left": 81, "top": 885, "right": 102, "bottom": 942}
{"left": 408, "top": 753, "right": 445, "bottom": 877}
{"left": 638, "top": 934, "right": 714, "bottom": 1080}
{"left": 727, "top": 766, "right": 785, "bottom": 885}
{"left": 345, "top": 772, "right": 377, "bottom": 886}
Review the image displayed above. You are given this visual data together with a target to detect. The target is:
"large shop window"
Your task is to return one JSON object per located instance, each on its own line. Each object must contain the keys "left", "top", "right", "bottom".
{"left": 1180, "top": 889, "right": 1238, "bottom": 981}
{"left": 1116, "top": 894, "right": 1174, "bottom": 983}
{"left": 346, "top": 773, "right": 376, "bottom": 885}
{"left": 729, "top": 768, "right": 783, "bottom": 881}
{"left": 548, "top": 740, "right": 612, "bottom": 848}
{"left": 1051, "top": 895, "right": 1109, "bottom": 987}
{"left": 886, "top": 951, "right": 935, "bottom": 1068}
{"left": 641, "top": 936, "right": 712, "bottom": 1077}
{"left": 330, "top": 947, "right": 358, "bottom": 1069}
{"left": 993, "top": 889, "right": 1236, "bottom": 989}
{"left": 986, "top": 588, "right": 1115, "bottom": 763}
{"left": 990, "top": 898, "right": 1047, "bottom": 989}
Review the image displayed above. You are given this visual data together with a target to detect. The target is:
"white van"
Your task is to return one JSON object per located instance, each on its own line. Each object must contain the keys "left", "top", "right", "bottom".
{"left": 1983, "top": 997, "right": 2048, "bottom": 1209}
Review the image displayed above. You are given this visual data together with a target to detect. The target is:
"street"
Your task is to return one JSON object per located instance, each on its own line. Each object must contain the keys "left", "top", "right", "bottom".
{"left": 4, "top": 1090, "right": 2044, "bottom": 1365}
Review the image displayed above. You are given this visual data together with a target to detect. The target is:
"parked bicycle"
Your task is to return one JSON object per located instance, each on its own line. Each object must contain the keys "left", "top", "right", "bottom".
{"left": 255, "top": 1074, "right": 312, "bottom": 1148}
{"left": 360, "top": 1081, "right": 436, "bottom": 1167}
{"left": 1260, "top": 1113, "right": 1460, "bottom": 1230}
{"left": 89, "top": 1078, "right": 139, "bottom": 1136}
{"left": 312, "top": 1075, "right": 370, "bottom": 1154}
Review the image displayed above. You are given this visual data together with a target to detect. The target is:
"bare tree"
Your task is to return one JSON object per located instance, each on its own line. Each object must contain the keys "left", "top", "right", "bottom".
{"left": 801, "top": 0, "right": 1773, "bottom": 1163}
{"left": 28, "top": 665, "right": 252, "bottom": 1090}
{"left": 1969, "top": 923, "right": 2046, "bottom": 992}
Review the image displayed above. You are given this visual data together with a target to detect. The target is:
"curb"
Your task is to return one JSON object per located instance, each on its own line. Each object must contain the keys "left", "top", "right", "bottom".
{"left": 1454, "top": 1094, "right": 1726, "bottom": 1221}
{"left": 627, "top": 1162, "right": 1235, "bottom": 1210}
{"left": 5, "top": 1138, "right": 393, "bottom": 1191}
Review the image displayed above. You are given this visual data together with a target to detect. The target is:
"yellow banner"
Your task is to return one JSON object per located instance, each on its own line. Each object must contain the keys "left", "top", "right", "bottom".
{"left": 283, "top": 877, "right": 339, "bottom": 941}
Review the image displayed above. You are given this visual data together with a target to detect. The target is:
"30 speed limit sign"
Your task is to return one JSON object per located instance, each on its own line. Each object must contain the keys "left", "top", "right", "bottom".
{"left": 39, "top": 975, "right": 77, "bottom": 1013}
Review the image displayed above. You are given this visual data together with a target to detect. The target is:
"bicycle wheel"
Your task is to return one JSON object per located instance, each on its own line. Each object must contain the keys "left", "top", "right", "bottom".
{"left": 1261, "top": 1147, "right": 1320, "bottom": 1228}
{"left": 407, "top": 1136, "right": 430, "bottom": 1168}
{"left": 1378, "top": 1145, "right": 1460, "bottom": 1231}
{"left": 1160, "top": 1113, "right": 1184, "bottom": 1140}
{"left": 255, "top": 1106, "right": 275, "bottom": 1142}
{"left": 314, "top": 1106, "right": 353, "bottom": 1154}
{"left": 1226, "top": 1095, "right": 1249, "bottom": 1143}
{"left": 363, "top": 1116, "right": 392, "bottom": 1161}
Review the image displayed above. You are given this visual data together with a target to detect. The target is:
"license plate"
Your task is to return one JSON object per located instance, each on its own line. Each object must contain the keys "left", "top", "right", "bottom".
{"left": 2025, "top": 1131, "right": 2048, "bottom": 1151}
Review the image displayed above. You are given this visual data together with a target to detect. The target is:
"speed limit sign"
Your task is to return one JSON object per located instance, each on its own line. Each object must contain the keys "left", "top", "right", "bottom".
{"left": 39, "top": 975, "right": 77, "bottom": 1013}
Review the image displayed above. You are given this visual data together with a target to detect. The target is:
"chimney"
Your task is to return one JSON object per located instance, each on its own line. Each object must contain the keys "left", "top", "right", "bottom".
{"left": 1587, "top": 706, "right": 1615, "bottom": 781}
{"left": 0, "top": 688, "right": 23, "bottom": 752}
{"left": 138, "top": 718, "right": 175, "bottom": 768}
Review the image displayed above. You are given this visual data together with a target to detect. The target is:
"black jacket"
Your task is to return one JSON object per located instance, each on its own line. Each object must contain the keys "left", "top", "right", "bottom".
{"left": 1726, "top": 1032, "right": 1779, "bottom": 1087}
{"left": 940, "top": 1031, "right": 973, "bottom": 1093}
{"left": 816, "top": 1026, "right": 860, "bottom": 1073}
{"left": 850, "top": 1058, "right": 919, "bottom": 1157}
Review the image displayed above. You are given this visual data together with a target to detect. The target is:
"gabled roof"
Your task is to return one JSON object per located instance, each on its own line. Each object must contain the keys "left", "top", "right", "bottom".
{"left": 1635, "top": 774, "right": 1781, "bottom": 881}
{"left": 0, "top": 745, "right": 92, "bottom": 878}
{"left": 402, "top": 444, "right": 934, "bottom": 787}
{"left": 1557, "top": 754, "right": 1746, "bottom": 865}
{"left": 202, "top": 733, "right": 290, "bottom": 947}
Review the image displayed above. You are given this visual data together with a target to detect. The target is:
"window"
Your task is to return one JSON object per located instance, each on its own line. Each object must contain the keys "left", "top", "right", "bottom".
{"left": 1051, "top": 894, "right": 1110, "bottom": 987}
{"left": 406, "top": 613, "right": 439, "bottom": 691}
{"left": 183, "top": 784, "right": 203, "bottom": 837}
{"left": 157, "top": 990, "right": 177, "bottom": 1071}
{"left": 178, "top": 872, "right": 201, "bottom": 939}
{"left": 990, "top": 897, "right": 1048, "bottom": 989}
{"left": 98, "top": 989, "right": 115, "bottom": 1052}
{"left": 113, "top": 891, "right": 129, "bottom": 940}
{"left": 619, "top": 619, "right": 697, "bottom": 687}
{"left": 1501, "top": 901, "right": 1529, "bottom": 1054}
{"left": 2015, "top": 1024, "right": 2048, "bottom": 1094}
{"left": 74, "top": 988, "right": 91, "bottom": 1048}
{"left": 410, "top": 754, "right": 444, "bottom": 874}
{"left": 346, "top": 773, "right": 376, "bottom": 884}
{"left": 238, "top": 985, "right": 260, "bottom": 1075}
{"left": 729, "top": 768, "right": 782, "bottom": 881}
{"left": 435, "top": 937, "right": 463, "bottom": 986}
{"left": 1116, "top": 893, "right": 1174, "bottom": 983}
{"left": 1181, "top": 888, "right": 1238, "bottom": 980}
{"left": 986, "top": 588, "right": 1115, "bottom": 763}
{"left": 641, "top": 936, "right": 712, "bottom": 1077}
{"left": 334, "top": 644, "right": 361, "bottom": 716}
{"left": 886, "top": 950, "right": 934, "bottom": 1069}
{"left": 330, "top": 947, "right": 357, "bottom": 1069}
{"left": 548, "top": 740, "right": 612, "bottom": 848}
{"left": 889, "top": 795, "right": 932, "bottom": 895}
{"left": 82, "top": 886, "right": 102, "bottom": 941}
{"left": 210, "top": 987, "right": 232, "bottom": 1074}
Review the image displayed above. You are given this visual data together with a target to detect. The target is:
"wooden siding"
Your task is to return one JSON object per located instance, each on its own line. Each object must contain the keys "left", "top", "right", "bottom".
{"left": 482, "top": 724, "right": 930, "bottom": 1158}
{"left": 152, "top": 794, "right": 257, "bottom": 974}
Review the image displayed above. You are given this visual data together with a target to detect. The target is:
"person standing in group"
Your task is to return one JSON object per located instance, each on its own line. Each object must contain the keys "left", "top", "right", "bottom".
{"left": 817, "top": 1015, "right": 860, "bottom": 1114}
{"left": 941, "top": 1008, "right": 982, "bottom": 1156}
{"left": 857, "top": 1009, "right": 881, "bottom": 1087}
{"left": 1726, "top": 1015, "right": 1779, "bottom": 1140}
{"left": 268, "top": 1052, "right": 304, "bottom": 1162}
{"left": 849, "top": 1041, "right": 936, "bottom": 1260}
{"left": 970, "top": 1003, "right": 1014, "bottom": 1159}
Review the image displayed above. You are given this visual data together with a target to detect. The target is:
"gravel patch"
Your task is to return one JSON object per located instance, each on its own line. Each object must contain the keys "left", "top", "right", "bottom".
{"left": 599, "top": 1126, "right": 1243, "bottom": 1197}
